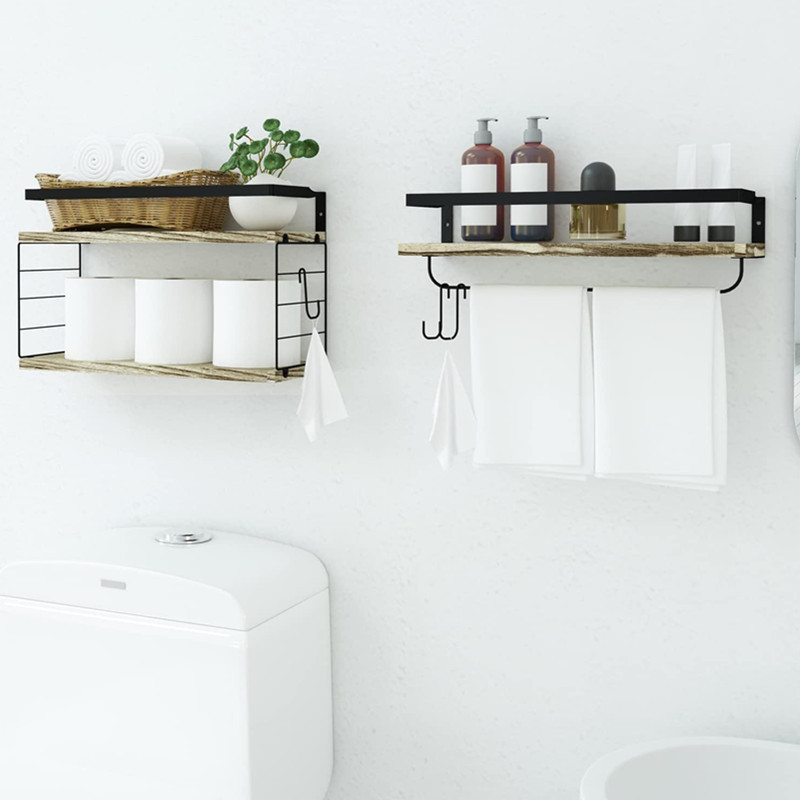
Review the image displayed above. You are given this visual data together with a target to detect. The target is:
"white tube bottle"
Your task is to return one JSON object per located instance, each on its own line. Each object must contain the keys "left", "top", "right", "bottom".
{"left": 673, "top": 144, "right": 700, "bottom": 242}
{"left": 708, "top": 142, "right": 735, "bottom": 242}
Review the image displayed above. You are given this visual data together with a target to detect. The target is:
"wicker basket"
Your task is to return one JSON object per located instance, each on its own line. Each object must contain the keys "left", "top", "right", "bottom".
{"left": 36, "top": 170, "right": 241, "bottom": 232}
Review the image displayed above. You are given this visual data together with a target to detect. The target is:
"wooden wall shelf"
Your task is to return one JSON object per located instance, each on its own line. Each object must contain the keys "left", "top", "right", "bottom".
{"left": 19, "top": 229, "right": 324, "bottom": 245}
{"left": 398, "top": 241, "right": 765, "bottom": 258}
{"left": 19, "top": 354, "right": 303, "bottom": 382}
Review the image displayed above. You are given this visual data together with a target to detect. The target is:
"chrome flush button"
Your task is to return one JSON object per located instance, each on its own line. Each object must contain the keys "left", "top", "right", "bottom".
{"left": 155, "top": 529, "right": 213, "bottom": 546}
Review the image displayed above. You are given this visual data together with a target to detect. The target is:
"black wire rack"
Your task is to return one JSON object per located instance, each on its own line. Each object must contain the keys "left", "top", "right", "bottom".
{"left": 20, "top": 183, "right": 327, "bottom": 376}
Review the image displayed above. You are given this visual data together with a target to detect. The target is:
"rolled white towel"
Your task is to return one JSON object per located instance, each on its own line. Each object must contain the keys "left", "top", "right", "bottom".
{"left": 71, "top": 136, "right": 125, "bottom": 182}
{"left": 122, "top": 134, "right": 202, "bottom": 180}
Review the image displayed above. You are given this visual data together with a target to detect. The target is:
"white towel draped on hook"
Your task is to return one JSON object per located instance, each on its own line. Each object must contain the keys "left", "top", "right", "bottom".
{"left": 297, "top": 328, "right": 348, "bottom": 442}
{"left": 429, "top": 351, "right": 476, "bottom": 470}
{"left": 592, "top": 287, "right": 726, "bottom": 490}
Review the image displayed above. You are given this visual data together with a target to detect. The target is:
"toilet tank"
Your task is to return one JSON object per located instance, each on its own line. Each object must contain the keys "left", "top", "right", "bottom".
{"left": 0, "top": 527, "right": 333, "bottom": 800}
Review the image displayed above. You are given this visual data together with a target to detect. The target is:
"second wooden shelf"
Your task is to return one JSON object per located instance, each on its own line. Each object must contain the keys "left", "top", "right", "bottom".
{"left": 398, "top": 241, "right": 765, "bottom": 258}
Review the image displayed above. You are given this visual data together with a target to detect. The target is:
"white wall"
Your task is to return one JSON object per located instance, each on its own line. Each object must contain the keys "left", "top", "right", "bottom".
{"left": 2, "top": 1, "right": 800, "bottom": 797}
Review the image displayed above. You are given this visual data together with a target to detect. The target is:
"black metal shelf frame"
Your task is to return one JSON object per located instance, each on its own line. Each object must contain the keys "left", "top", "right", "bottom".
{"left": 20, "top": 183, "right": 327, "bottom": 375}
{"left": 405, "top": 187, "right": 766, "bottom": 340}
{"left": 406, "top": 188, "right": 765, "bottom": 245}
{"left": 26, "top": 183, "right": 327, "bottom": 232}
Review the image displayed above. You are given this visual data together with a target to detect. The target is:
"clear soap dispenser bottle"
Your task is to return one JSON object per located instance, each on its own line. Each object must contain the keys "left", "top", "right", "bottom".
{"left": 461, "top": 118, "right": 505, "bottom": 242}
{"left": 510, "top": 116, "right": 555, "bottom": 241}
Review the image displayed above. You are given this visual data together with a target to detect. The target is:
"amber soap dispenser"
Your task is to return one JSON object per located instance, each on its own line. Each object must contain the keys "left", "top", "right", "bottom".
{"left": 461, "top": 118, "right": 505, "bottom": 241}
{"left": 569, "top": 161, "right": 626, "bottom": 240}
{"left": 510, "top": 116, "right": 555, "bottom": 241}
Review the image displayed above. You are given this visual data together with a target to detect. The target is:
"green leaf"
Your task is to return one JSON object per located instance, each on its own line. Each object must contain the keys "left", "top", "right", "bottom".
{"left": 289, "top": 141, "right": 306, "bottom": 158}
{"left": 248, "top": 140, "right": 265, "bottom": 154}
{"left": 270, "top": 129, "right": 284, "bottom": 142}
{"left": 301, "top": 139, "right": 320, "bottom": 158}
{"left": 263, "top": 152, "right": 286, "bottom": 172}
{"left": 239, "top": 156, "right": 258, "bottom": 177}
{"left": 220, "top": 155, "right": 238, "bottom": 172}
{"left": 262, "top": 118, "right": 280, "bottom": 132}
{"left": 229, "top": 133, "right": 235, "bottom": 151}
{"left": 282, "top": 129, "right": 301, "bottom": 144}
{"left": 236, "top": 142, "right": 250, "bottom": 155}
{"left": 235, "top": 126, "right": 249, "bottom": 139}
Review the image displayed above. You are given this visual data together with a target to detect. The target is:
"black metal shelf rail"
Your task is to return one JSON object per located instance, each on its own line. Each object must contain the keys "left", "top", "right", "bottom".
{"left": 26, "top": 183, "right": 327, "bottom": 233}
{"left": 406, "top": 188, "right": 765, "bottom": 245}
{"left": 406, "top": 187, "right": 766, "bottom": 340}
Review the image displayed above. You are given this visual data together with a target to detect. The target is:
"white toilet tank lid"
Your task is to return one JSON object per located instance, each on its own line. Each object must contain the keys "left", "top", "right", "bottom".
{"left": 0, "top": 527, "right": 329, "bottom": 631}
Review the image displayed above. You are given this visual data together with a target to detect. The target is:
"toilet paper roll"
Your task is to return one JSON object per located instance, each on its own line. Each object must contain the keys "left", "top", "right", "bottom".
{"left": 213, "top": 279, "right": 302, "bottom": 368}
{"left": 65, "top": 277, "right": 135, "bottom": 361}
{"left": 135, "top": 279, "right": 213, "bottom": 365}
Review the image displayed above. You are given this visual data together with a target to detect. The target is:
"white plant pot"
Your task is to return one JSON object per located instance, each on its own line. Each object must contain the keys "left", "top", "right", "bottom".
{"left": 229, "top": 173, "right": 298, "bottom": 231}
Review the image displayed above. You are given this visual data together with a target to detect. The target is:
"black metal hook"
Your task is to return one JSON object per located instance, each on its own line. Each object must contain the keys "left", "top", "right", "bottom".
{"left": 298, "top": 267, "right": 322, "bottom": 319}
{"left": 422, "top": 258, "right": 470, "bottom": 340}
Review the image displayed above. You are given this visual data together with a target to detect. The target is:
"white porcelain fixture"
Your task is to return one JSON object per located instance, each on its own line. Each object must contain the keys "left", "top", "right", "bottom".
{"left": 581, "top": 736, "right": 800, "bottom": 800}
{"left": 0, "top": 526, "right": 333, "bottom": 800}
{"left": 229, "top": 173, "right": 298, "bottom": 231}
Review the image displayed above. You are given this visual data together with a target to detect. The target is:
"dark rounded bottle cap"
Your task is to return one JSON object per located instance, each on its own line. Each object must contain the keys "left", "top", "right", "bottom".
{"left": 580, "top": 161, "right": 616, "bottom": 191}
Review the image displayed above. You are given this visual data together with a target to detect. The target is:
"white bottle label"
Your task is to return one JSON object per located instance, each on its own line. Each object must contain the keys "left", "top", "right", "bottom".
{"left": 461, "top": 164, "right": 498, "bottom": 227}
{"left": 510, "top": 162, "right": 548, "bottom": 226}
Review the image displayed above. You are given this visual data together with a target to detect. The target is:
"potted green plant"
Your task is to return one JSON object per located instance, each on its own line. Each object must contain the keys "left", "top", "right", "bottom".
{"left": 221, "top": 118, "right": 319, "bottom": 231}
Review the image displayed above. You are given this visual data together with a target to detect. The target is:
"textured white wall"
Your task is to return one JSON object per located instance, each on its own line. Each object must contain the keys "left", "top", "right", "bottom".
{"left": 1, "top": 1, "right": 799, "bottom": 798}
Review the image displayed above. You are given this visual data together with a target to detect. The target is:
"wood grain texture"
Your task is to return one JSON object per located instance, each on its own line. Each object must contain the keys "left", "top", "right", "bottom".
{"left": 19, "top": 354, "right": 304, "bottom": 382}
{"left": 19, "top": 229, "right": 325, "bottom": 244}
{"left": 398, "top": 241, "right": 765, "bottom": 258}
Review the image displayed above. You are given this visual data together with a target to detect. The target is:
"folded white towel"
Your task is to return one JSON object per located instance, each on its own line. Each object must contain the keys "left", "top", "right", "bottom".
{"left": 297, "top": 328, "right": 348, "bottom": 442}
{"left": 71, "top": 136, "right": 125, "bottom": 182}
{"left": 470, "top": 285, "right": 593, "bottom": 476}
{"left": 592, "top": 287, "right": 726, "bottom": 490}
{"left": 122, "top": 134, "right": 202, "bottom": 180}
{"left": 430, "top": 351, "right": 476, "bottom": 470}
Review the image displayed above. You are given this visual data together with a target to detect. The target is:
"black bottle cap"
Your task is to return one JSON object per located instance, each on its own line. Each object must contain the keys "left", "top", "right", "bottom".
{"left": 580, "top": 162, "right": 616, "bottom": 191}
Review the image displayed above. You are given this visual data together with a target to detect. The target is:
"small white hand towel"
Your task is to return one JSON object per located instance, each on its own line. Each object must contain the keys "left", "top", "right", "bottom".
{"left": 429, "top": 351, "right": 476, "bottom": 470}
{"left": 592, "top": 287, "right": 726, "bottom": 490}
{"left": 297, "top": 328, "right": 348, "bottom": 442}
{"left": 71, "top": 136, "right": 125, "bottom": 182}
{"left": 122, "top": 134, "right": 202, "bottom": 180}
{"left": 470, "top": 285, "right": 593, "bottom": 477}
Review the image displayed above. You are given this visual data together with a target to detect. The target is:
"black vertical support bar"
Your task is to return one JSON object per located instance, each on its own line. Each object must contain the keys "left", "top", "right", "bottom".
{"left": 751, "top": 195, "right": 765, "bottom": 244}
{"left": 17, "top": 242, "right": 22, "bottom": 359}
{"left": 322, "top": 240, "right": 328, "bottom": 355}
{"left": 314, "top": 192, "right": 327, "bottom": 234}
{"left": 276, "top": 240, "right": 287, "bottom": 377}
{"left": 441, "top": 205, "right": 454, "bottom": 243}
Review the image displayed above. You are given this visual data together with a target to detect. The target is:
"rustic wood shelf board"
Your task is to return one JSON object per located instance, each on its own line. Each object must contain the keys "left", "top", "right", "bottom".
{"left": 398, "top": 241, "right": 765, "bottom": 258}
{"left": 19, "top": 229, "right": 325, "bottom": 245}
{"left": 19, "top": 354, "right": 304, "bottom": 382}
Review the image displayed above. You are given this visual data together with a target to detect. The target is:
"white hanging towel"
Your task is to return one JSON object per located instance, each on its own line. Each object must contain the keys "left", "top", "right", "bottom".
{"left": 470, "top": 285, "right": 593, "bottom": 477}
{"left": 122, "top": 134, "right": 202, "bottom": 179}
{"left": 297, "top": 328, "right": 348, "bottom": 442}
{"left": 592, "top": 287, "right": 726, "bottom": 490}
{"left": 429, "top": 351, "right": 476, "bottom": 470}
